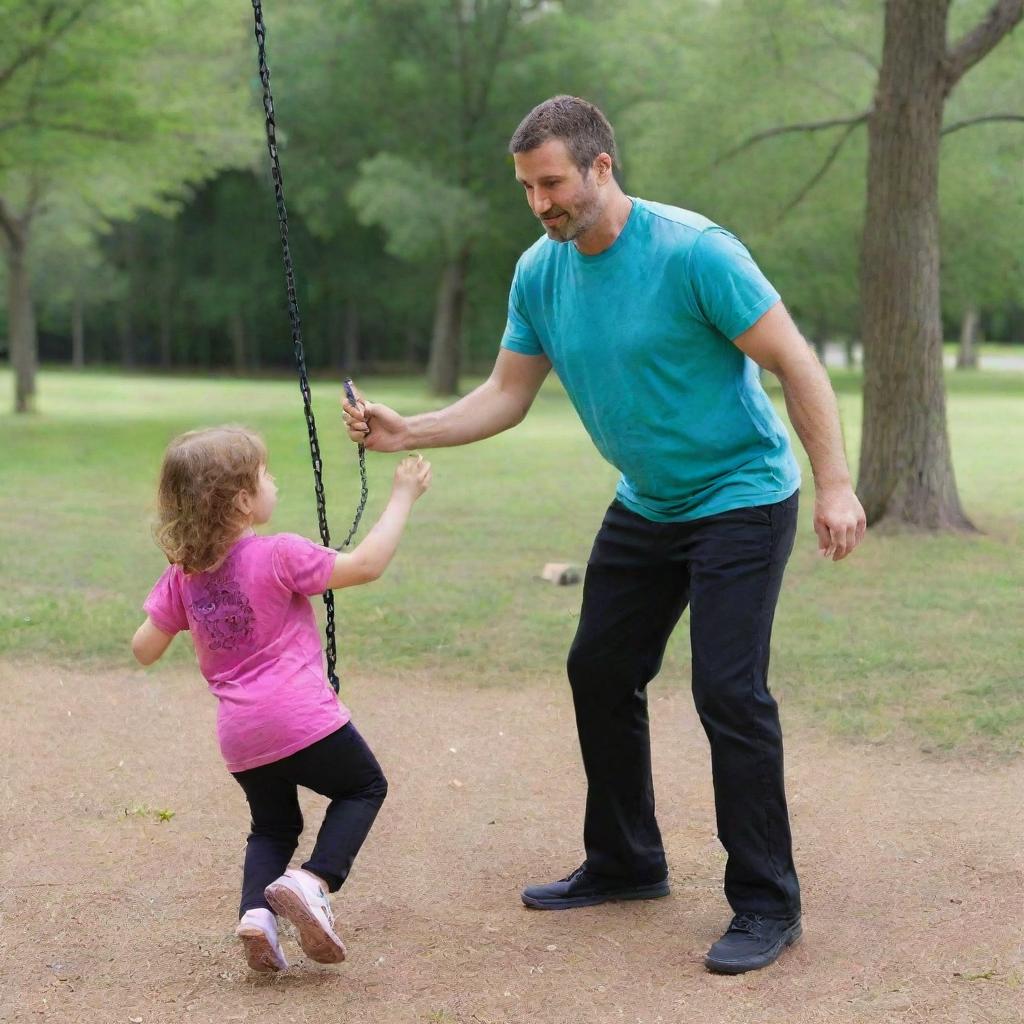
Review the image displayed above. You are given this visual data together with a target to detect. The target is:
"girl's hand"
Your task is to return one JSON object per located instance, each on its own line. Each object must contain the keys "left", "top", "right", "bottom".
{"left": 392, "top": 454, "right": 432, "bottom": 500}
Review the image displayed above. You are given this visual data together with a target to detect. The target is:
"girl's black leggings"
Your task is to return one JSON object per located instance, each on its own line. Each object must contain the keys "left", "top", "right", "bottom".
{"left": 231, "top": 722, "right": 387, "bottom": 916}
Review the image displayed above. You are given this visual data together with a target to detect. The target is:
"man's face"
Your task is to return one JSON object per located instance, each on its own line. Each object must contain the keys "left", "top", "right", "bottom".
{"left": 513, "top": 138, "right": 604, "bottom": 243}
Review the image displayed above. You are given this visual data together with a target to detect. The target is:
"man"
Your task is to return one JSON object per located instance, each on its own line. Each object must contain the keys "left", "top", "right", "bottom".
{"left": 343, "top": 95, "right": 865, "bottom": 974}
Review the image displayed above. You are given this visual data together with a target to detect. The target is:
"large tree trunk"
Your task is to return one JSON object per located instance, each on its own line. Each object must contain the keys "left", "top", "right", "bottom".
{"left": 857, "top": 0, "right": 973, "bottom": 531}
{"left": 4, "top": 226, "right": 37, "bottom": 413}
{"left": 427, "top": 246, "right": 470, "bottom": 396}
{"left": 956, "top": 305, "right": 980, "bottom": 369}
{"left": 71, "top": 289, "right": 86, "bottom": 369}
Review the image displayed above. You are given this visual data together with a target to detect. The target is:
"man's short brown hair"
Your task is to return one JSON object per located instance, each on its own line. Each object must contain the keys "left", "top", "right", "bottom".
{"left": 509, "top": 95, "right": 618, "bottom": 173}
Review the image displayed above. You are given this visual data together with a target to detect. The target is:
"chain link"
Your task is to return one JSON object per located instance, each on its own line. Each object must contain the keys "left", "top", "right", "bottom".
{"left": 250, "top": 0, "right": 368, "bottom": 692}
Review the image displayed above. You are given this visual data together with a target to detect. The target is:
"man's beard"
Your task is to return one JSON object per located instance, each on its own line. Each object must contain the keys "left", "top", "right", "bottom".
{"left": 543, "top": 189, "right": 601, "bottom": 243}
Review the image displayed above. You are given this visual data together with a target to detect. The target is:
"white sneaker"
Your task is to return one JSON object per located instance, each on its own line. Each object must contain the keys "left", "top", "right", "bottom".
{"left": 264, "top": 868, "right": 347, "bottom": 964}
{"left": 235, "top": 908, "right": 289, "bottom": 973}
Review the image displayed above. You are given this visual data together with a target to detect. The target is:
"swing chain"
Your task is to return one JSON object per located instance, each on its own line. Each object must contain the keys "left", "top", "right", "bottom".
{"left": 250, "top": 0, "right": 367, "bottom": 691}
{"left": 338, "top": 442, "right": 369, "bottom": 551}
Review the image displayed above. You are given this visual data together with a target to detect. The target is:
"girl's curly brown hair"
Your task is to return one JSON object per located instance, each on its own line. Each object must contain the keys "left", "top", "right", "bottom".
{"left": 155, "top": 426, "right": 267, "bottom": 574}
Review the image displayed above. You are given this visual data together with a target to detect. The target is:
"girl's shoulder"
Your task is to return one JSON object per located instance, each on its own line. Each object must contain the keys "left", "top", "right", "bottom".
{"left": 248, "top": 531, "right": 319, "bottom": 555}
{"left": 240, "top": 532, "right": 332, "bottom": 575}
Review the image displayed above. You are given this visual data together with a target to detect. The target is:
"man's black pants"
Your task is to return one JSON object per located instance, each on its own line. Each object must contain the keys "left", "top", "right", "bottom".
{"left": 568, "top": 492, "right": 800, "bottom": 917}
{"left": 232, "top": 722, "right": 387, "bottom": 917}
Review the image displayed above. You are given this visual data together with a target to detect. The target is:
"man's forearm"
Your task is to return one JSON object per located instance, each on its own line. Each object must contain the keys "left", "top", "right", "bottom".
{"left": 775, "top": 352, "right": 852, "bottom": 491}
{"left": 402, "top": 377, "right": 530, "bottom": 448}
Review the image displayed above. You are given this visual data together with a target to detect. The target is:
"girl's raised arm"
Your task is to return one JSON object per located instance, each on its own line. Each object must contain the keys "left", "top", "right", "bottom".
{"left": 327, "top": 455, "right": 431, "bottom": 589}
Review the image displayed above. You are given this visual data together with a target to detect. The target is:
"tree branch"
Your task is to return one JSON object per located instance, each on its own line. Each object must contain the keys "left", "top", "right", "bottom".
{"left": 715, "top": 111, "right": 870, "bottom": 165}
{"left": 24, "top": 118, "right": 140, "bottom": 143}
{"left": 776, "top": 119, "right": 862, "bottom": 221}
{"left": 450, "top": 0, "right": 471, "bottom": 134}
{"left": 814, "top": 22, "right": 880, "bottom": 72}
{"left": 468, "top": 0, "right": 513, "bottom": 134}
{"left": 0, "top": 0, "right": 100, "bottom": 92}
{"left": 942, "top": 112, "right": 1024, "bottom": 136}
{"left": 945, "top": 0, "right": 1024, "bottom": 89}
{"left": 0, "top": 195, "right": 22, "bottom": 249}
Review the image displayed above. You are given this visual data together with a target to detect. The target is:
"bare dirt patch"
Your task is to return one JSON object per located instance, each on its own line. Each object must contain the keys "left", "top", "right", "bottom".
{"left": 2, "top": 661, "right": 1021, "bottom": 1023}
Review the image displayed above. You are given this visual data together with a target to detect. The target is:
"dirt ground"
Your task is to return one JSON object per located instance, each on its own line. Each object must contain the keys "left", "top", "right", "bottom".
{"left": 2, "top": 660, "right": 1021, "bottom": 1024}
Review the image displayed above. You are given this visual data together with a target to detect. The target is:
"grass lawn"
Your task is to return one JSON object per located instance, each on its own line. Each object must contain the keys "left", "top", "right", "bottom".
{"left": 1, "top": 366, "right": 1022, "bottom": 755}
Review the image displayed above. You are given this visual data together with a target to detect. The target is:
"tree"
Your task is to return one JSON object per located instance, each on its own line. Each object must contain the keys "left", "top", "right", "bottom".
{"left": 30, "top": 210, "right": 120, "bottom": 369}
{"left": 937, "top": 28, "right": 1024, "bottom": 370}
{"left": 273, "top": 0, "right": 581, "bottom": 395}
{"left": 857, "top": 0, "right": 1023, "bottom": 530}
{"left": 620, "top": 0, "right": 1023, "bottom": 531}
{"left": 607, "top": 1, "right": 878, "bottom": 343}
{"left": 0, "top": 0, "right": 258, "bottom": 412}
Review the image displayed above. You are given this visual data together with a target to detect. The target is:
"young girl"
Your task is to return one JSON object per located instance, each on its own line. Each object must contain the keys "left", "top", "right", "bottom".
{"left": 131, "top": 424, "right": 430, "bottom": 973}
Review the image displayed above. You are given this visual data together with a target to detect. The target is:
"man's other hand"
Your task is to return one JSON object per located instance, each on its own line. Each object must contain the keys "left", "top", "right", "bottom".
{"left": 813, "top": 485, "right": 866, "bottom": 561}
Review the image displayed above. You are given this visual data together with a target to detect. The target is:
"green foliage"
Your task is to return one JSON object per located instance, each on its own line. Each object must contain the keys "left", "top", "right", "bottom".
{"left": 2, "top": 0, "right": 1023, "bottom": 370}
{"left": 939, "top": 17, "right": 1024, "bottom": 323}
{"left": 0, "top": 0, "right": 258, "bottom": 225}
{"left": 350, "top": 153, "right": 487, "bottom": 262}
{"left": 266, "top": 0, "right": 596, "bottom": 360}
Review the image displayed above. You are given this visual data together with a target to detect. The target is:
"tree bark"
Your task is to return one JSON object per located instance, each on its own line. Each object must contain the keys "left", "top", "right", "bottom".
{"left": 71, "top": 288, "right": 86, "bottom": 369}
{"left": 857, "top": 0, "right": 973, "bottom": 531}
{"left": 956, "top": 305, "right": 980, "bottom": 369}
{"left": 4, "top": 227, "right": 37, "bottom": 413}
{"left": 427, "top": 246, "right": 470, "bottom": 396}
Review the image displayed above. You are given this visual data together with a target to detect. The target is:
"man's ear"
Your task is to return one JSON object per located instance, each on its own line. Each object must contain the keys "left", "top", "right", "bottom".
{"left": 594, "top": 152, "right": 614, "bottom": 184}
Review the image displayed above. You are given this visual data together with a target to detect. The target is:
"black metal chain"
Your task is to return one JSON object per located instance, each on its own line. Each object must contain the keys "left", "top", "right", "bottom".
{"left": 250, "top": 0, "right": 368, "bottom": 692}
{"left": 338, "top": 436, "right": 369, "bottom": 551}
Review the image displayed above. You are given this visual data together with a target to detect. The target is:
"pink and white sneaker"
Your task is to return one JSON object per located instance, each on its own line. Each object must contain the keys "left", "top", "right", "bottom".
{"left": 235, "top": 908, "right": 289, "bottom": 973}
{"left": 264, "top": 868, "right": 347, "bottom": 964}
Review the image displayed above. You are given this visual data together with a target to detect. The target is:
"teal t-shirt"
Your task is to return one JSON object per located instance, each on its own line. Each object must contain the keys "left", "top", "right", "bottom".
{"left": 500, "top": 198, "right": 801, "bottom": 522}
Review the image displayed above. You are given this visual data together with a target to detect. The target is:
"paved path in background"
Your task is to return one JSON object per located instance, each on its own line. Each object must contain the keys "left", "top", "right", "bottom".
{"left": 820, "top": 342, "right": 1024, "bottom": 371}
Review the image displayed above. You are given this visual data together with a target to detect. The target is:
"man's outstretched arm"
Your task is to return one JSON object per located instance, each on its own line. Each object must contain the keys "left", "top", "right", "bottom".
{"left": 734, "top": 302, "right": 866, "bottom": 561}
{"left": 342, "top": 348, "right": 552, "bottom": 452}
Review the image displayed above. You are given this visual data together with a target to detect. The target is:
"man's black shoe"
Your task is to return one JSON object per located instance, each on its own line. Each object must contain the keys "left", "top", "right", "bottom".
{"left": 704, "top": 912, "right": 802, "bottom": 974}
{"left": 521, "top": 865, "right": 670, "bottom": 910}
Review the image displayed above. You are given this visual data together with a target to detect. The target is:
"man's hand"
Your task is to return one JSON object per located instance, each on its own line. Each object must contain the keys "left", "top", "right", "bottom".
{"left": 341, "top": 383, "right": 408, "bottom": 453}
{"left": 813, "top": 484, "right": 866, "bottom": 561}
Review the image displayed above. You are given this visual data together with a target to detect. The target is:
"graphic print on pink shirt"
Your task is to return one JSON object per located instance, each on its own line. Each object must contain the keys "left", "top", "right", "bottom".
{"left": 189, "top": 565, "right": 256, "bottom": 652}
{"left": 143, "top": 533, "right": 350, "bottom": 772}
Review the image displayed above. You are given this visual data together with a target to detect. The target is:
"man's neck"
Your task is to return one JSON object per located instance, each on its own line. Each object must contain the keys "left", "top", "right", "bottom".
{"left": 574, "top": 190, "right": 633, "bottom": 256}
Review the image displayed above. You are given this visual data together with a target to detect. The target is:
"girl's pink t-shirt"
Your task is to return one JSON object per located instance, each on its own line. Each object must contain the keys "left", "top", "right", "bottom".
{"left": 143, "top": 533, "right": 349, "bottom": 773}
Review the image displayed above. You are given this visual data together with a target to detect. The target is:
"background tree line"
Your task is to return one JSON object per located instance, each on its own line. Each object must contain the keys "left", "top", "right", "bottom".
{"left": 2, "top": 0, "right": 1023, "bottom": 531}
